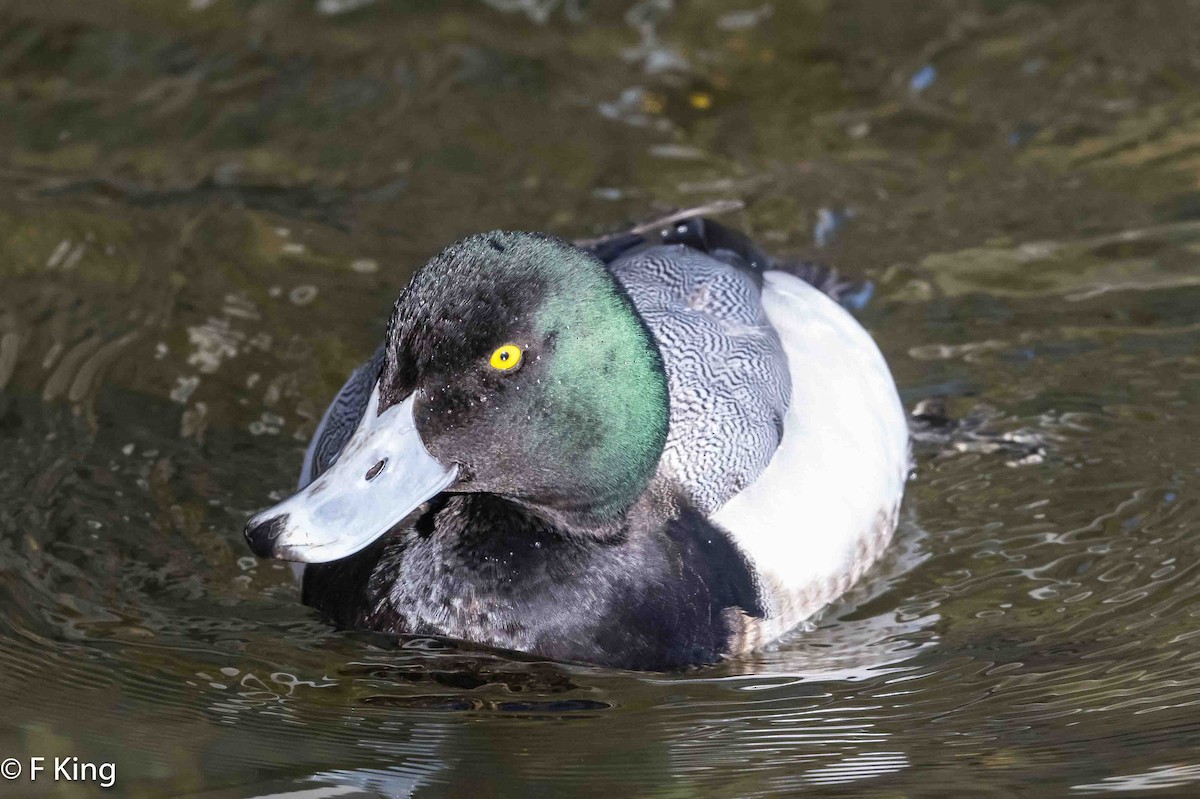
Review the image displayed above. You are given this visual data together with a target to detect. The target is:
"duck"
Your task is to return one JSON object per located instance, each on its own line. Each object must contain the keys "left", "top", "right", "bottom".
{"left": 244, "top": 212, "right": 909, "bottom": 671}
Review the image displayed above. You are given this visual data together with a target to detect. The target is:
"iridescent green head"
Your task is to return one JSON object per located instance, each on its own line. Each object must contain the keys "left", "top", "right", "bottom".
{"left": 380, "top": 231, "right": 670, "bottom": 528}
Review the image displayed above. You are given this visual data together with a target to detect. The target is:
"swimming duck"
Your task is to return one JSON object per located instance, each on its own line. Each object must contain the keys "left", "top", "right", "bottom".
{"left": 244, "top": 214, "right": 909, "bottom": 671}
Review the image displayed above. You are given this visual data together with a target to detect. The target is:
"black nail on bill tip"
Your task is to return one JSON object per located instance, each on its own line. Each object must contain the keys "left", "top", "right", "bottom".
{"left": 244, "top": 512, "right": 290, "bottom": 558}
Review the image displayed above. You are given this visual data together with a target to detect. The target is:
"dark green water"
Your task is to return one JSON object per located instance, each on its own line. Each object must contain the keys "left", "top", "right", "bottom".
{"left": 2, "top": 1, "right": 1200, "bottom": 796}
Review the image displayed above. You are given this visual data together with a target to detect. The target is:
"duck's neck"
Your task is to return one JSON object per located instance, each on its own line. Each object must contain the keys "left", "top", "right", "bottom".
{"left": 303, "top": 493, "right": 626, "bottom": 627}
{"left": 504, "top": 492, "right": 644, "bottom": 543}
{"left": 426, "top": 492, "right": 613, "bottom": 566}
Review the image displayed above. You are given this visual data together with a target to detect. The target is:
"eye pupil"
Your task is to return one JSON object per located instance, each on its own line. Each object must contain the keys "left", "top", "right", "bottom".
{"left": 500, "top": 351, "right": 509, "bottom": 361}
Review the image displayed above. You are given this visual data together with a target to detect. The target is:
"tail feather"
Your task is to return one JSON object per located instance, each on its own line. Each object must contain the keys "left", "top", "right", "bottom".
{"left": 770, "top": 259, "right": 874, "bottom": 312}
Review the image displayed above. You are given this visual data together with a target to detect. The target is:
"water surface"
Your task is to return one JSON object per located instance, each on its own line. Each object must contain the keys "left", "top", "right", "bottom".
{"left": 2, "top": 1, "right": 1200, "bottom": 796}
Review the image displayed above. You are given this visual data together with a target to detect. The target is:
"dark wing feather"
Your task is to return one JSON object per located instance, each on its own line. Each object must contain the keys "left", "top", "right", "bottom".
{"left": 299, "top": 346, "right": 385, "bottom": 488}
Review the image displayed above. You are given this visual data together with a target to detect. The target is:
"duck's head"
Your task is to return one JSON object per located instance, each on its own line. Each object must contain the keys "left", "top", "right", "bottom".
{"left": 245, "top": 232, "right": 670, "bottom": 562}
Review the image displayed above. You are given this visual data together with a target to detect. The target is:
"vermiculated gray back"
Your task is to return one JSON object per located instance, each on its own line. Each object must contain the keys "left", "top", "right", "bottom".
{"left": 608, "top": 244, "right": 792, "bottom": 514}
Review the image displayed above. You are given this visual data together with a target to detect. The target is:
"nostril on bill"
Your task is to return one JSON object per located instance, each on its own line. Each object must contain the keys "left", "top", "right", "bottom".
{"left": 365, "top": 458, "right": 387, "bottom": 482}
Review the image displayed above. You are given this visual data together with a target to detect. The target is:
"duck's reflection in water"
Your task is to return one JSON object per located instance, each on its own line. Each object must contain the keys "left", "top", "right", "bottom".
{"left": 275, "top": 523, "right": 937, "bottom": 797}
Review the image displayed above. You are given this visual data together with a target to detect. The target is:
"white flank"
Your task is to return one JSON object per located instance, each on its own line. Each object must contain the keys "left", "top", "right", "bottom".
{"left": 711, "top": 271, "right": 909, "bottom": 640}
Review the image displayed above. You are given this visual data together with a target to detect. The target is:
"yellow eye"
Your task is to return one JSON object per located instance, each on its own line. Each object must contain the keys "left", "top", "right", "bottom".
{"left": 489, "top": 343, "right": 523, "bottom": 371}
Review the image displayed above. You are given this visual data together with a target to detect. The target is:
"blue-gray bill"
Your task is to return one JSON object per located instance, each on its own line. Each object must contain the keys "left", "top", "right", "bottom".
{"left": 243, "top": 388, "right": 457, "bottom": 563}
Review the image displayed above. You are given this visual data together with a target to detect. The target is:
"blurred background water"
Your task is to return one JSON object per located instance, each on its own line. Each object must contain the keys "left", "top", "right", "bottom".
{"left": 2, "top": 1, "right": 1200, "bottom": 796}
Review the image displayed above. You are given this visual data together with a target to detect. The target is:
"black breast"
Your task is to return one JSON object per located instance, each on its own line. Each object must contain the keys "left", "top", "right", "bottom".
{"left": 301, "top": 494, "right": 764, "bottom": 671}
{"left": 581, "top": 502, "right": 764, "bottom": 670}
